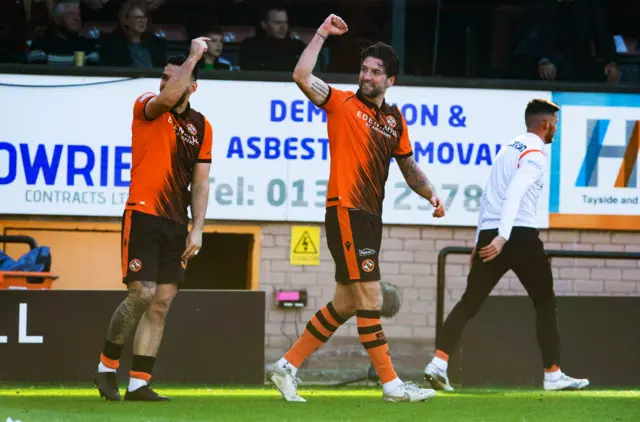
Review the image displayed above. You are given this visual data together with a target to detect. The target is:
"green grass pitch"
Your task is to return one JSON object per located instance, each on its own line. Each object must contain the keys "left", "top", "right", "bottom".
{"left": 1, "top": 384, "right": 639, "bottom": 422}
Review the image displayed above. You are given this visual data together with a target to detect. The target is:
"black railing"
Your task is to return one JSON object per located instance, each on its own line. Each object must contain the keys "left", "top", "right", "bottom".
{"left": 436, "top": 246, "right": 640, "bottom": 340}
{"left": 2, "top": 63, "right": 640, "bottom": 94}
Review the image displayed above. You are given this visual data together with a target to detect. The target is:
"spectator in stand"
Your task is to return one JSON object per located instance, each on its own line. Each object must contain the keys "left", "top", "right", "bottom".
{"left": 27, "top": 0, "right": 99, "bottom": 65}
{"left": 539, "top": 0, "right": 620, "bottom": 83}
{"left": 515, "top": 0, "right": 620, "bottom": 83}
{"left": 99, "top": 0, "right": 166, "bottom": 68}
{"left": 239, "top": 6, "right": 306, "bottom": 71}
{"left": 200, "top": 28, "right": 233, "bottom": 71}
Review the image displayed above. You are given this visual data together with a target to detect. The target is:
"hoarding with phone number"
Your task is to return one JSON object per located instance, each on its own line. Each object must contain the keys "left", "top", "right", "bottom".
{"left": 0, "top": 74, "right": 551, "bottom": 229}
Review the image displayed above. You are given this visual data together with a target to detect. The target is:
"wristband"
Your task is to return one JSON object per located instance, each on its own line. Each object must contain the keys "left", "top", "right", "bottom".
{"left": 316, "top": 32, "right": 327, "bottom": 39}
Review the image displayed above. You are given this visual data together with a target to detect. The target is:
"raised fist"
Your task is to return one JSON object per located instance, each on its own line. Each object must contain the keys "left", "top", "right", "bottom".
{"left": 318, "top": 14, "right": 348, "bottom": 37}
{"left": 189, "top": 37, "right": 210, "bottom": 60}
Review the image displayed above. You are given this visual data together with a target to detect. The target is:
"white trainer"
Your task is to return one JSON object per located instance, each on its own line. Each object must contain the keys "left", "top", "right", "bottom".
{"left": 543, "top": 373, "right": 590, "bottom": 391}
{"left": 424, "top": 362, "right": 454, "bottom": 392}
{"left": 383, "top": 381, "right": 437, "bottom": 403}
{"left": 266, "top": 362, "right": 306, "bottom": 402}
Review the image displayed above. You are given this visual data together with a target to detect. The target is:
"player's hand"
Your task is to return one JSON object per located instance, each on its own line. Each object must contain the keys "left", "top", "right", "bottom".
{"left": 430, "top": 195, "right": 445, "bottom": 218}
{"left": 478, "top": 236, "right": 507, "bottom": 263}
{"left": 189, "top": 37, "right": 210, "bottom": 60}
{"left": 181, "top": 228, "right": 203, "bottom": 262}
{"left": 318, "top": 14, "right": 348, "bottom": 38}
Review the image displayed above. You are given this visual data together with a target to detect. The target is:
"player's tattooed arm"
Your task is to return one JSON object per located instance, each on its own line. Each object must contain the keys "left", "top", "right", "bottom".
{"left": 397, "top": 155, "right": 437, "bottom": 200}
{"left": 106, "top": 281, "right": 155, "bottom": 344}
{"left": 310, "top": 78, "right": 330, "bottom": 99}
{"left": 295, "top": 73, "right": 330, "bottom": 107}
{"left": 294, "top": 15, "right": 347, "bottom": 106}
{"left": 293, "top": 27, "right": 331, "bottom": 106}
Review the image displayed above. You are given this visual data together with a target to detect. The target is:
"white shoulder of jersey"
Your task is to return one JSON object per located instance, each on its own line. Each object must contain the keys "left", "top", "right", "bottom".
{"left": 504, "top": 133, "right": 547, "bottom": 163}
{"left": 520, "top": 133, "right": 545, "bottom": 151}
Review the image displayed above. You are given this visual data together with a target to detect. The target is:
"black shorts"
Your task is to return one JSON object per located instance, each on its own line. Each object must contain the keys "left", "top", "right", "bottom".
{"left": 325, "top": 206, "right": 383, "bottom": 283}
{"left": 121, "top": 210, "right": 188, "bottom": 285}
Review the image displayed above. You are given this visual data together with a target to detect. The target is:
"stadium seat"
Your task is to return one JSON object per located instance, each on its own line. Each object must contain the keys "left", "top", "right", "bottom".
{"left": 80, "top": 22, "right": 188, "bottom": 42}
{"left": 79, "top": 21, "right": 116, "bottom": 39}
{"left": 220, "top": 26, "right": 256, "bottom": 44}
{"left": 618, "top": 36, "right": 638, "bottom": 55}
{"left": 153, "top": 24, "right": 188, "bottom": 41}
{"left": 289, "top": 27, "right": 316, "bottom": 45}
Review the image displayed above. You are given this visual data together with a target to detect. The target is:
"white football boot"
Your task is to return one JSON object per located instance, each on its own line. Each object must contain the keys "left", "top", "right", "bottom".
{"left": 543, "top": 372, "right": 590, "bottom": 391}
{"left": 383, "top": 381, "right": 437, "bottom": 403}
{"left": 266, "top": 362, "right": 306, "bottom": 402}
{"left": 424, "top": 361, "right": 455, "bottom": 392}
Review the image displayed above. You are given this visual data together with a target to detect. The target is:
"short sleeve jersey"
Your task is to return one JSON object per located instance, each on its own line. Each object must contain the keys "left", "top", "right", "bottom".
{"left": 320, "top": 87, "right": 413, "bottom": 216}
{"left": 125, "top": 92, "right": 213, "bottom": 225}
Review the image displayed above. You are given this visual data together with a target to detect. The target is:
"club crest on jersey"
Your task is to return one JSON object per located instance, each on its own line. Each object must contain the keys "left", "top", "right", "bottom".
{"left": 175, "top": 125, "right": 199, "bottom": 146}
{"left": 386, "top": 115, "right": 397, "bottom": 128}
{"left": 187, "top": 123, "right": 197, "bottom": 135}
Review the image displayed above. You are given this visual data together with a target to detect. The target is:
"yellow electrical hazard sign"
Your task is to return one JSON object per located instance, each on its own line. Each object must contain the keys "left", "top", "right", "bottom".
{"left": 290, "top": 226, "right": 320, "bottom": 266}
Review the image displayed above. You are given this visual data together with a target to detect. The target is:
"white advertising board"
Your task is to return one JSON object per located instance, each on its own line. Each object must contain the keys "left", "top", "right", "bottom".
{"left": 0, "top": 74, "right": 551, "bottom": 227}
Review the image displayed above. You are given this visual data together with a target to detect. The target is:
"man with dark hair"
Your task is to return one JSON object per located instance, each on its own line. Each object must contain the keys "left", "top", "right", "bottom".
{"left": 238, "top": 6, "right": 306, "bottom": 71}
{"left": 266, "top": 14, "right": 445, "bottom": 403}
{"left": 94, "top": 38, "right": 213, "bottom": 402}
{"left": 424, "top": 99, "right": 590, "bottom": 392}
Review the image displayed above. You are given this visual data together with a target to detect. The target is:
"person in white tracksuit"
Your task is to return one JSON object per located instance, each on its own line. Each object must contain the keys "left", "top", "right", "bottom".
{"left": 424, "top": 99, "right": 590, "bottom": 392}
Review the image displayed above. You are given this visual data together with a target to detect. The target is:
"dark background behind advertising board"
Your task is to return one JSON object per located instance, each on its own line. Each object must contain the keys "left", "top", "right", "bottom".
{"left": 0, "top": 290, "right": 265, "bottom": 384}
{"left": 447, "top": 296, "right": 640, "bottom": 387}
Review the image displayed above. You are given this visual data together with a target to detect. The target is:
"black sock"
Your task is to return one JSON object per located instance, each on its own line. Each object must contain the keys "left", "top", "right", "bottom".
{"left": 130, "top": 355, "right": 156, "bottom": 381}
{"left": 100, "top": 340, "right": 124, "bottom": 368}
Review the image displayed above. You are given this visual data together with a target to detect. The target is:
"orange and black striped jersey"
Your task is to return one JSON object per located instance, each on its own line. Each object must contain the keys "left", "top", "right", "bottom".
{"left": 320, "top": 87, "right": 413, "bottom": 216}
{"left": 125, "top": 92, "right": 213, "bottom": 225}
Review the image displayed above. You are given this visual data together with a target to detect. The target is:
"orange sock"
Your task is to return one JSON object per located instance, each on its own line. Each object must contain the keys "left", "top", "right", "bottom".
{"left": 284, "top": 302, "right": 347, "bottom": 368}
{"left": 356, "top": 310, "right": 397, "bottom": 384}
{"left": 435, "top": 349, "right": 449, "bottom": 362}
{"left": 129, "top": 371, "right": 152, "bottom": 382}
{"left": 545, "top": 364, "right": 560, "bottom": 373}
{"left": 100, "top": 353, "right": 120, "bottom": 370}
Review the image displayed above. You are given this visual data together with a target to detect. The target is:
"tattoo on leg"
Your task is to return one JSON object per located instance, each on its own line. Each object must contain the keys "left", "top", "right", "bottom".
{"left": 106, "top": 281, "right": 155, "bottom": 345}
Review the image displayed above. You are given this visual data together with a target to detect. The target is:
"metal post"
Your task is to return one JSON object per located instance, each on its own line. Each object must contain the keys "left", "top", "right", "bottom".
{"left": 391, "top": 0, "right": 406, "bottom": 75}
{"left": 431, "top": 0, "right": 443, "bottom": 76}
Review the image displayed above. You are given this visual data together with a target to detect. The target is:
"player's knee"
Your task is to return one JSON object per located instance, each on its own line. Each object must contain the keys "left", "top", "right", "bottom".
{"left": 148, "top": 296, "right": 174, "bottom": 321}
{"left": 353, "top": 282, "right": 383, "bottom": 310}
{"left": 332, "top": 300, "right": 356, "bottom": 319}
{"left": 126, "top": 287, "right": 154, "bottom": 310}
{"left": 355, "top": 294, "right": 382, "bottom": 311}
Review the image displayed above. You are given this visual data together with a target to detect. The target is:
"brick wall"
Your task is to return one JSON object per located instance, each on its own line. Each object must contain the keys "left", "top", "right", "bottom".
{"left": 259, "top": 223, "right": 640, "bottom": 380}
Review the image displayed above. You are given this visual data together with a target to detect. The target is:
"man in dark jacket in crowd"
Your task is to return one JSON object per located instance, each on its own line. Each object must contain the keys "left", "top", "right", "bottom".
{"left": 239, "top": 6, "right": 306, "bottom": 71}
